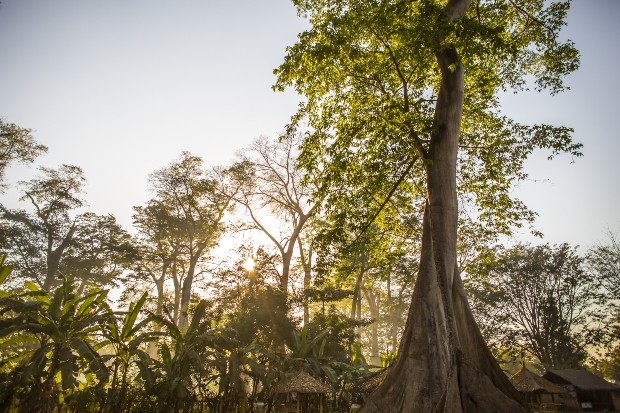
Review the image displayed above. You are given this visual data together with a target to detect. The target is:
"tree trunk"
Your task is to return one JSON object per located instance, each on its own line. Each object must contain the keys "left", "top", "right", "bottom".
{"left": 298, "top": 238, "right": 312, "bottom": 326}
{"left": 360, "top": 7, "right": 527, "bottom": 409}
{"left": 148, "top": 267, "right": 167, "bottom": 357}
{"left": 172, "top": 258, "right": 181, "bottom": 325}
{"left": 350, "top": 262, "right": 366, "bottom": 319}
{"left": 43, "top": 224, "right": 76, "bottom": 291}
{"left": 281, "top": 250, "right": 292, "bottom": 293}
{"left": 364, "top": 288, "right": 380, "bottom": 367}
{"left": 178, "top": 259, "right": 197, "bottom": 330}
{"left": 361, "top": 208, "right": 526, "bottom": 412}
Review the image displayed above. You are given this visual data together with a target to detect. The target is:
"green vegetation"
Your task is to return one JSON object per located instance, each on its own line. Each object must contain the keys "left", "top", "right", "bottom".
{"left": 0, "top": 0, "right": 619, "bottom": 412}
{"left": 0, "top": 124, "right": 616, "bottom": 412}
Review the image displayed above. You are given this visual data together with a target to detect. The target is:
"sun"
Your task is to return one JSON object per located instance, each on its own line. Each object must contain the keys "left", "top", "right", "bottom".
{"left": 242, "top": 257, "right": 255, "bottom": 272}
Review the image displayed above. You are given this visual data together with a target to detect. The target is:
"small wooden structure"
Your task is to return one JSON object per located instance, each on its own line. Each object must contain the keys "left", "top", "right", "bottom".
{"left": 509, "top": 364, "right": 567, "bottom": 413}
{"left": 544, "top": 369, "right": 620, "bottom": 412}
{"left": 271, "top": 371, "right": 334, "bottom": 413}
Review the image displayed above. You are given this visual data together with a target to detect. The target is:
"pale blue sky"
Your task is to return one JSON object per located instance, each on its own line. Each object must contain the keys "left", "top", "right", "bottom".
{"left": 0, "top": 0, "right": 618, "bottom": 248}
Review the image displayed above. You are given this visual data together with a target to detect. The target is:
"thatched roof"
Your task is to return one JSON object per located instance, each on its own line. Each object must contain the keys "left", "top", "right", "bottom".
{"left": 271, "top": 371, "right": 335, "bottom": 394}
{"left": 544, "top": 369, "right": 620, "bottom": 392}
{"left": 349, "top": 368, "right": 389, "bottom": 394}
{"left": 509, "top": 365, "right": 567, "bottom": 394}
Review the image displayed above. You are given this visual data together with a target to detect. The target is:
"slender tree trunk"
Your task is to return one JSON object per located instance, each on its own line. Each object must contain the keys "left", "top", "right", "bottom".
{"left": 298, "top": 238, "right": 312, "bottom": 326}
{"left": 148, "top": 266, "right": 167, "bottom": 357}
{"left": 43, "top": 224, "right": 76, "bottom": 291}
{"left": 178, "top": 244, "right": 206, "bottom": 329}
{"left": 281, "top": 250, "right": 292, "bottom": 293}
{"left": 364, "top": 289, "right": 380, "bottom": 366}
{"left": 172, "top": 259, "right": 181, "bottom": 325}
{"left": 360, "top": 6, "right": 526, "bottom": 409}
{"left": 350, "top": 262, "right": 366, "bottom": 319}
{"left": 178, "top": 260, "right": 197, "bottom": 329}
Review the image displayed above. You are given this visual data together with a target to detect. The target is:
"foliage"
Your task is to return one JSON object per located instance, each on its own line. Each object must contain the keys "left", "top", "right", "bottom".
{"left": 274, "top": 0, "right": 582, "bottom": 240}
{"left": 145, "top": 152, "right": 239, "bottom": 328}
{"left": 0, "top": 164, "right": 86, "bottom": 290}
{"left": 135, "top": 299, "right": 223, "bottom": 413}
{"left": 0, "top": 118, "right": 48, "bottom": 188}
{"left": 62, "top": 212, "right": 137, "bottom": 293}
{"left": 0, "top": 276, "right": 111, "bottom": 411}
{"left": 103, "top": 292, "right": 163, "bottom": 412}
{"left": 466, "top": 243, "right": 604, "bottom": 369}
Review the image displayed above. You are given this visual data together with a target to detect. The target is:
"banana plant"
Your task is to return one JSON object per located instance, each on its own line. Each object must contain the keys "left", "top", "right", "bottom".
{"left": 140, "top": 299, "right": 225, "bottom": 413}
{"left": 0, "top": 275, "right": 112, "bottom": 411}
{"left": 284, "top": 326, "right": 336, "bottom": 382}
{"left": 209, "top": 336, "right": 269, "bottom": 413}
{"left": 102, "top": 292, "right": 164, "bottom": 412}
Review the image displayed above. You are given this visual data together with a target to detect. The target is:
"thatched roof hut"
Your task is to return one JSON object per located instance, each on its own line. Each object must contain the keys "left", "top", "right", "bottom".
{"left": 272, "top": 371, "right": 334, "bottom": 394}
{"left": 510, "top": 365, "right": 567, "bottom": 394}
{"left": 271, "top": 371, "right": 334, "bottom": 413}
{"left": 509, "top": 364, "right": 567, "bottom": 413}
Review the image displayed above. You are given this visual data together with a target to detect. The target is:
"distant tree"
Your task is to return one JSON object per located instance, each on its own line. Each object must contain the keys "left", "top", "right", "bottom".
{"left": 209, "top": 245, "right": 293, "bottom": 350}
{"left": 312, "top": 218, "right": 418, "bottom": 366}
{"left": 0, "top": 165, "right": 85, "bottom": 290}
{"left": 234, "top": 133, "right": 320, "bottom": 295}
{"left": 147, "top": 152, "right": 240, "bottom": 329}
{"left": 131, "top": 200, "right": 187, "bottom": 324}
{"left": 588, "top": 230, "right": 620, "bottom": 381}
{"left": 0, "top": 119, "right": 47, "bottom": 188}
{"left": 61, "top": 212, "right": 136, "bottom": 294}
{"left": 467, "top": 243, "right": 603, "bottom": 369}
{"left": 589, "top": 230, "right": 620, "bottom": 304}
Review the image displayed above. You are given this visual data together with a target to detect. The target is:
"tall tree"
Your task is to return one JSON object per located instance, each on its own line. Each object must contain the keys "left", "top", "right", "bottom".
{"left": 589, "top": 230, "right": 620, "bottom": 381}
{"left": 0, "top": 119, "right": 47, "bottom": 188}
{"left": 275, "top": 0, "right": 581, "bottom": 411}
{"left": 466, "top": 243, "right": 602, "bottom": 369}
{"left": 131, "top": 200, "right": 186, "bottom": 323}
{"left": 589, "top": 230, "right": 620, "bottom": 306}
{"left": 234, "top": 133, "right": 320, "bottom": 295}
{"left": 0, "top": 165, "right": 85, "bottom": 290}
{"left": 148, "top": 152, "right": 239, "bottom": 329}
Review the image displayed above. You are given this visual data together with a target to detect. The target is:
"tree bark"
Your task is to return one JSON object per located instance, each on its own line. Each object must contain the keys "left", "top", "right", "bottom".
{"left": 298, "top": 237, "right": 313, "bottom": 326}
{"left": 364, "top": 288, "right": 381, "bottom": 366}
{"left": 43, "top": 224, "right": 76, "bottom": 291}
{"left": 178, "top": 243, "right": 206, "bottom": 329}
{"left": 360, "top": 4, "right": 527, "bottom": 409}
{"left": 350, "top": 261, "right": 366, "bottom": 319}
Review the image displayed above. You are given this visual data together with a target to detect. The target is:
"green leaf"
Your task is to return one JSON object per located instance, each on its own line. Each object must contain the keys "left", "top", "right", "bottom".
{"left": 186, "top": 299, "right": 207, "bottom": 337}
{"left": 24, "top": 281, "right": 39, "bottom": 292}
{"left": 0, "top": 263, "right": 12, "bottom": 286}
{"left": 71, "top": 337, "right": 108, "bottom": 382}
{"left": 122, "top": 292, "right": 147, "bottom": 339}
{"left": 59, "top": 347, "right": 77, "bottom": 391}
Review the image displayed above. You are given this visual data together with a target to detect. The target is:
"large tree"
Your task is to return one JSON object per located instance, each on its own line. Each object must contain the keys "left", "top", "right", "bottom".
{"left": 61, "top": 212, "right": 135, "bottom": 294}
{"left": 466, "top": 243, "right": 602, "bottom": 369}
{"left": 147, "top": 152, "right": 240, "bottom": 329}
{"left": 0, "top": 165, "right": 85, "bottom": 290}
{"left": 275, "top": 0, "right": 580, "bottom": 411}
{"left": 234, "top": 133, "right": 319, "bottom": 295}
{"left": 589, "top": 230, "right": 620, "bottom": 382}
{"left": 131, "top": 200, "right": 186, "bottom": 324}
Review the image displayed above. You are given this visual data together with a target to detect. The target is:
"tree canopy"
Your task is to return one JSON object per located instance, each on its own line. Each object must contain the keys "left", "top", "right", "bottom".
{"left": 275, "top": 0, "right": 581, "bottom": 411}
